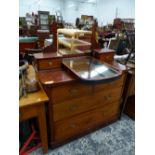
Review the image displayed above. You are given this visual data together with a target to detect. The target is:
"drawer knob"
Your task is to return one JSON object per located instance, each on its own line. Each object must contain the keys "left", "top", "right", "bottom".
{"left": 48, "top": 61, "right": 53, "bottom": 66}
{"left": 104, "top": 94, "right": 112, "bottom": 101}
{"left": 69, "top": 123, "right": 76, "bottom": 129}
{"left": 102, "top": 113, "right": 106, "bottom": 117}
{"left": 109, "top": 82, "right": 113, "bottom": 85}
{"left": 69, "top": 88, "right": 78, "bottom": 94}
{"left": 69, "top": 104, "right": 79, "bottom": 112}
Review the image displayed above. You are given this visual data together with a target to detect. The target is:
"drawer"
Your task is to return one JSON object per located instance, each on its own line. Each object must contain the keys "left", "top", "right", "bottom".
{"left": 53, "top": 87, "right": 122, "bottom": 121}
{"left": 19, "top": 105, "right": 37, "bottom": 121}
{"left": 94, "top": 75, "right": 124, "bottom": 92}
{"left": 37, "top": 58, "right": 62, "bottom": 70}
{"left": 100, "top": 54, "right": 114, "bottom": 62}
{"left": 54, "top": 101, "right": 119, "bottom": 141}
{"left": 52, "top": 82, "right": 92, "bottom": 103}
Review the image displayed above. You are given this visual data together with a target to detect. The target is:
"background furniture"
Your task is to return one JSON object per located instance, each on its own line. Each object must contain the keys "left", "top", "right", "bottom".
{"left": 19, "top": 65, "right": 49, "bottom": 153}
{"left": 19, "top": 36, "right": 38, "bottom": 53}
{"left": 38, "top": 11, "right": 50, "bottom": 30}
{"left": 120, "top": 63, "right": 135, "bottom": 119}
{"left": 57, "top": 28, "right": 92, "bottom": 55}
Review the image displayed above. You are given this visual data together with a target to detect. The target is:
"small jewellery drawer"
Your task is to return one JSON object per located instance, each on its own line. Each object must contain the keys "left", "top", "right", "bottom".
{"left": 54, "top": 101, "right": 120, "bottom": 141}
{"left": 51, "top": 82, "right": 92, "bottom": 103}
{"left": 99, "top": 53, "right": 114, "bottom": 62}
{"left": 37, "top": 58, "right": 62, "bottom": 70}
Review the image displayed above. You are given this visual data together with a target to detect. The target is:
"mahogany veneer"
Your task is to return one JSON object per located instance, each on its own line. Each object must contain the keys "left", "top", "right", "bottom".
{"left": 35, "top": 61, "right": 126, "bottom": 148}
{"left": 94, "top": 48, "right": 115, "bottom": 63}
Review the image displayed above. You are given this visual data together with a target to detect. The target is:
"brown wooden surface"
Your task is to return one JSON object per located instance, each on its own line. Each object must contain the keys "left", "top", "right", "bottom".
{"left": 124, "top": 96, "right": 135, "bottom": 119}
{"left": 19, "top": 65, "right": 49, "bottom": 153}
{"left": 54, "top": 101, "right": 119, "bottom": 141}
{"left": 51, "top": 82, "right": 92, "bottom": 103}
{"left": 34, "top": 52, "right": 63, "bottom": 70}
{"left": 53, "top": 89, "right": 122, "bottom": 122}
{"left": 94, "top": 48, "right": 115, "bottom": 54}
{"left": 50, "top": 115, "right": 118, "bottom": 148}
{"left": 35, "top": 59, "right": 126, "bottom": 148}
{"left": 94, "top": 49, "right": 115, "bottom": 63}
{"left": 37, "top": 69, "right": 75, "bottom": 87}
{"left": 34, "top": 52, "right": 62, "bottom": 60}
{"left": 44, "top": 22, "right": 58, "bottom": 53}
{"left": 37, "top": 58, "right": 62, "bottom": 70}
{"left": 44, "top": 74, "right": 125, "bottom": 146}
{"left": 19, "top": 42, "right": 37, "bottom": 53}
{"left": 121, "top": 69, "right": 135, "bottom": 119}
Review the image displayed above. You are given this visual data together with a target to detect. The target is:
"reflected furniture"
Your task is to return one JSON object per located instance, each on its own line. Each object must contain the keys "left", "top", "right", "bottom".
{"left": 19, "top": 65, "right": 49, "bottom": 153}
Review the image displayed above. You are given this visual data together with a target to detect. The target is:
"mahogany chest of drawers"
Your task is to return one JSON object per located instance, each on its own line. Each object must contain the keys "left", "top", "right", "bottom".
{"left": 37, "top": 69, "right": 126, "bottom": 148}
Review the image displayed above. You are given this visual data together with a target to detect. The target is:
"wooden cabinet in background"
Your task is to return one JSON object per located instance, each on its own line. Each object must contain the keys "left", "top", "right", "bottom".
{"left": 121, "top": 69, "right": 135, "bottom": 119}
{"left": 38, "top": 11, "right": 50, "bottom": 30}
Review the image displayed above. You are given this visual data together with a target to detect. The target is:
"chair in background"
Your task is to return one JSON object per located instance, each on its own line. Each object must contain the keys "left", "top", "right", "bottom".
{"left": 124, "top": 29, "right": 135, "bottom": 64}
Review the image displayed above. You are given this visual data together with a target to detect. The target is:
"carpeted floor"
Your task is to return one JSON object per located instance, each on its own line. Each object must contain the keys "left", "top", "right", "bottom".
{"left": 29, "top": 114, "right": 135, "bottom": 155}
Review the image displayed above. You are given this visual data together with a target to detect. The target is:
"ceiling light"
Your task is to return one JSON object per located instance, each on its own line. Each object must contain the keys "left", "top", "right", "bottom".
{"left": 87, "top": 0, "right": 96, "bottom": 3}
{"left": 68, "top": 4, "right": 75, "bottom": 8}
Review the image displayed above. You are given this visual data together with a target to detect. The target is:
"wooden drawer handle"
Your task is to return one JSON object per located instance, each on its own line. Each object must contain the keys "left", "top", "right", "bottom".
{"left": 69, "top": 123, "right": 77, "bottom": 129}
{"left": 69, "top": 104, "right": 79, "bottom": 112}
{"left": 102, "top": 113, "right": 106, "bottom": 117}
{"left": 48, "top": 61, "right": 53, "bottom": 66}
{"left": 69, "top": 88, "right": 78, "bottom": 94}
{"left": 104, "top": 94, "right": 112, "bottom": 101}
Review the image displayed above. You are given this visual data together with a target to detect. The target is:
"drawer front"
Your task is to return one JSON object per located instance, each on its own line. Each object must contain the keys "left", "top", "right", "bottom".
{"left": 19, "top": 105, "right": 37, "bottom": 121}
{"left": 100, "top": 53, "right": 114, "bottom": 62}
{"left": 52, "top": 83, "right": 92, "bottom": 103}
{"left": 53, "top": 87, "right": 122, "bottom": 121}
{"left": 37, "top": 58, "right": 61, "bottom": 70}
{"left": 94, "top": 75, "right": 124, "bottom": 92}
{"left": 54, "top": 101, "right": 119, "bottom": 141}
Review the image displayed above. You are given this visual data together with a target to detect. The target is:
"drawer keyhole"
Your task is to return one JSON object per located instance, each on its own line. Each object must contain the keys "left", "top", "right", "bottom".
{"left": 69, "top": 123, "right": 77, "bottom": 129}
{"left": 69, "top": 104, "right": 79, "bottom": 112}
{"left": 69, "top": 88, "right": 78, "bottom": 95}
{"left": 104, "top": 94, "right": 112, "bottom": 101}
{"left": 48, "top": 61, "right": 53, "bottom": 66}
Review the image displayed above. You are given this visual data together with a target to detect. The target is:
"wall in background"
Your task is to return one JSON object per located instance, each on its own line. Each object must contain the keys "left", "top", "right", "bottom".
{"left": 62, "top": 0, "right": 96, "bottom": 25}
{"left": 96, "top": 0, "right": 135, "bottom": 26}
{"left": 19, "top": 0, "right": 135, "bottom": 26}
{"left": 63, "top": 0, "right": 135, "bottom": 26}
{"left": 19, "top": 0, "right": 63, "bottom": 16}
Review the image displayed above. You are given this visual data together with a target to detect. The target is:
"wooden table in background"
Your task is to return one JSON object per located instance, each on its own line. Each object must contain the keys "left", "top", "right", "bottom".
{"left": 19, "top": 65, "right": 49, "bottom": 153}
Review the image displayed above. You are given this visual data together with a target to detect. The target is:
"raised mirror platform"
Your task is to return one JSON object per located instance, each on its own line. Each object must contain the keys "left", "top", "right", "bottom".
{"left": 62, "top": 56, "right": 122, "bottom": 82}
